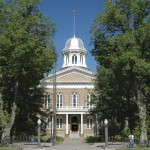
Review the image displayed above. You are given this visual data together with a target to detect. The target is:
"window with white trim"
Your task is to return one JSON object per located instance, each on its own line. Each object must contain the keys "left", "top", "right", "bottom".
{"left": 57, "top": 93, "right": 63, "bottom": 108}
{"left": 44, "top": 93, "right": 51, "bottom": 109}
{"left": 72, "top": 55, "right": 77, "bottom": 64}
{"left": 87, "top": 116, "right": 93, "bottom": 129}
{"left": 80, "top": 56, "right": 83, "bottom": 64}
{"left": 56, "top": 116, "right": 63, "bottom": 129}
{"left": 86, "top": 93, "right": 91, "bottom": 108}
{"left": 72, "top": 92, "right": 78, "bottom": 108}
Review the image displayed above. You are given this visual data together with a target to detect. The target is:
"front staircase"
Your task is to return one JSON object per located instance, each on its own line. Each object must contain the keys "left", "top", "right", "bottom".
{"left": 69, "top": 132, "right": 80, "bottom": 138}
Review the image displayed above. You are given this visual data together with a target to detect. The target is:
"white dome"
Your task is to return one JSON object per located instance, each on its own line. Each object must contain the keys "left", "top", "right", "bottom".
{"left": 65, "top": 37, "right": 84, "bottom": 49}
{"left": 62, "top": 36, "right": 87, "bottom": 68}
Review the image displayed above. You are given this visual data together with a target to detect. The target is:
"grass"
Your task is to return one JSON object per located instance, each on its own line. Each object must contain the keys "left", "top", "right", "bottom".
{"left": 116, "top": 148, "right": 150, "bottom": 150}
{"left": 0, "top": 148, "right": 22, "bottom": 150}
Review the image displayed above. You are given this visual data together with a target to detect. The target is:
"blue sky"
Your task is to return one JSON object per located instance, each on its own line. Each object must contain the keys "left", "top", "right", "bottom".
{"left": 39, "top": 0, "right": 105, "bottom": 72}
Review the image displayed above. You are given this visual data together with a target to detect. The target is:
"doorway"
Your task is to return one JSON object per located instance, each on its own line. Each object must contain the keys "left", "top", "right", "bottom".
{"left": 71, "top": 116, "right": 78, "bottom": 132}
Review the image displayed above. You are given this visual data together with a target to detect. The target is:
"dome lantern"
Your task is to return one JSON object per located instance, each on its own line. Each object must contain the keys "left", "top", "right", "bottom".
{"left": 62, "top": 36, "right": 87, "bottom": 68}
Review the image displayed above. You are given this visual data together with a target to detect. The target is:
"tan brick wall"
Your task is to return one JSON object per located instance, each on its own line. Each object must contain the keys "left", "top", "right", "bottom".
{"left": 46, "top": 88, "right": 93, "bottom": 107}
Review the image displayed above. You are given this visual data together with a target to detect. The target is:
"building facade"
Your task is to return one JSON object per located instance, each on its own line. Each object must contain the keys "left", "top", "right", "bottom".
{"left": 42, "top": 36, "right": 95, "bottom": 138}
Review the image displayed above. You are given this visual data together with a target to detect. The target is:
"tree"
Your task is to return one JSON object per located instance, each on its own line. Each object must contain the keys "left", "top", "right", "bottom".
{"left": 91, "top": 0, "right": 150, "bottom": 143}
{"left": 0, "top": 0, "right": 56, "bottom": 139}
{"left": 0, "top": 99, "right": 10, "bottom": 138}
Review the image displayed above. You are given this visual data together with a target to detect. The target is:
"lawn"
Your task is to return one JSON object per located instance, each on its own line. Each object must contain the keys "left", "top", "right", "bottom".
{"left": 116, "top": 148, "right": 150, "bottom": 150}
{"left": 0, "top": 148, "right": 22, "bottom": 150}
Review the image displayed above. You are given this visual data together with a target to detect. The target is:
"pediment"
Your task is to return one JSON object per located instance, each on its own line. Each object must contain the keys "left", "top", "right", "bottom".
{"left": 57, "top": 71, "right": 93, "bottom": 82}
{"left": 44, "top": 67, "right": 95, "bottom": 84}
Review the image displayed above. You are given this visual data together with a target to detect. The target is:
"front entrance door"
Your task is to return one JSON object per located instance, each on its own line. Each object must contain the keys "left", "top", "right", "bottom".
{"left": 71, "top": 116, "right": 78, "bottom": 132}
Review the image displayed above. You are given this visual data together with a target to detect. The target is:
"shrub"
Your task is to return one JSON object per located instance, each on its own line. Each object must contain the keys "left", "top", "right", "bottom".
{"left": 56, "top": 136, "right": 64, "bottom": 143}
{"left": 41, "top": 136, "right": 49, "bottom": 142}
{"left": 115, "top": 135, "right": 122, "bottom": 141}
{"left": 85, "top": 136, "right": 102, "bottom": 143}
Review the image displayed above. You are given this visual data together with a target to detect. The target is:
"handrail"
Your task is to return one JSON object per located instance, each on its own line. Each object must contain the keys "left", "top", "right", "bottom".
{"left": 43, "top": 105, "right": 95, "bottom": 110}
{"left": 56, "top": 106, "right": 94, "bottom": 109}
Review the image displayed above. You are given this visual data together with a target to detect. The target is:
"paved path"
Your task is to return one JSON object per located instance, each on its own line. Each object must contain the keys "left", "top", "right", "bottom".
{"left": 23, "top": 138, "right": 115, "bottom": 150}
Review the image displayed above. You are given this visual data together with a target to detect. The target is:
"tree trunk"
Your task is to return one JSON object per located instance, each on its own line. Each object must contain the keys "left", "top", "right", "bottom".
{"left": 1, "top": 81, "right": 18, "bottom": 140}
{"left": 1, "top": 103, "right": 17, "bottom": 140}
{"left": 136, "top": 89, "right": 147, "bottom": 144}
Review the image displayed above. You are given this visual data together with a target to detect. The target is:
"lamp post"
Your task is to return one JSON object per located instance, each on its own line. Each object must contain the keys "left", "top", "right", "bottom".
{"left": 104, "top": 119, "right": 108, "bottom": 147}
{"left": 37, "top": 119, "right": 41, "bottom": 148}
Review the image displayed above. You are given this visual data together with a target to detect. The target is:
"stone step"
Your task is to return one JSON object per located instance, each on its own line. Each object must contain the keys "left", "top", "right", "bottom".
{"left": 69, "top": 132, "right": 80, "bottom": 138}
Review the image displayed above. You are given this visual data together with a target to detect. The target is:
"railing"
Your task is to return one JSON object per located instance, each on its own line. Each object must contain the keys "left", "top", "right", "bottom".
{"left": 44, "top": 105, "right": 95, "bottom": 112}
{"left": 58, "top": 106, "right": 94, "bottom": 109}
{"left": 56, "top": 106, "right": 94, "bottom": 111}
{"left": 43, "top": 105, "right": 95, "bottom": 112}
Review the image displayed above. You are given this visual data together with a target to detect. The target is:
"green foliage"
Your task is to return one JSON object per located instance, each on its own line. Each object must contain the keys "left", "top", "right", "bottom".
{"left": 85, "top": 136, "right": 102, "bottom": 143}
{"left": 0, "top": 148, "right": 21, "bottom": 150}
{"left": 0, "top": 111, "right": 10, "bottom": 129}
{"left": 56, "top": 136, "right": 64, "bottom": 143}
{"left": 91, "top": 0, "right": 150, "bottom": 138}
{"left": 38, "top": 136, "right": 64, "bottom": 143}
{"left": 133, "top": 126, "right": 140, "bottom": 140}
{"left": 114, "top": 134, "right": 122, "bottom": 141}
{"left": 41, "top": 136, "right": 49, "bottom": 142}
{"left": 120, "top": 128, "right": 130, "bottom": 139}
{"left": 0, "top": 0, "right": 56, "bottom": 136}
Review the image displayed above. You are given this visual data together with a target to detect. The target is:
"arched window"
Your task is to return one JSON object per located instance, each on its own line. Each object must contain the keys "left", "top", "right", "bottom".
{"left": 72, "top": 55, "right": 77, "bottom": 64}
{"left": 80, "top": 56, "right": 83, "bottom": 64}
{"left": 86, "top": 93, "right": 91, "bottom": 108}
{"left": 72, "top": 92, "right": 78, "bottom": 108}
{"left": 57, "top": 93, "right": 63, "bottom": 108}
{"left": 44, "top": 93, "right": 51, "bottom": 109}
{"left": 87, "top": 116, "right": 93, "bottom": 129}
{"left": 56, "top": 116, "right": 63, "bottom": 129}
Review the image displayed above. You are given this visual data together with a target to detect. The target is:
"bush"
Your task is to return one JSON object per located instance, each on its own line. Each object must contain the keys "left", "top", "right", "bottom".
{"left": 41, "top": 136, "right": 64, "bottom": 143}
{"left": 115, "top": 135, "right": 122, "bottom": 141}
{"left": 56, "top": 136, "right": 64, "bottom": 143}
{"left": 41, "top": 136, "right": 49, "bottom": 142}
{"left": 85, "top": 136, "right": 102, "bottom": 143}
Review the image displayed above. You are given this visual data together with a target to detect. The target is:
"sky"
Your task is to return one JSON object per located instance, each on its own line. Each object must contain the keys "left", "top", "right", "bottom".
{"left": 39, "top": 0, "right": 105, "bottom": 72}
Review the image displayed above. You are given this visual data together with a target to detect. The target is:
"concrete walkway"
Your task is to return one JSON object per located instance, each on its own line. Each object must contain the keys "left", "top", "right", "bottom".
{"left": 23, "top": 138, "right": 115, "bottom": 150}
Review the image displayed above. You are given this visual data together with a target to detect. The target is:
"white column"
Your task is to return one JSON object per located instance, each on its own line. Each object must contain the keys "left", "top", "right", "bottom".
{"left": 83, "top": 55, "right": 86, "bottom": 67}
{"left": 52, "top": 116, "right": 54, "bottom": 135}
{"left": 77, "top": 53, "right": 80, "bottom": 65}
{"left": 63, "top": 55, "right": 66, "bottom": 67}
{"left": 69, "top": 53, "right": 72, "bottom": 65}
{"left": 66, "top": 114, "right": 68, "bottom": 135}
{"left": 81, "top": 114, "right": 83, "bottom": 134}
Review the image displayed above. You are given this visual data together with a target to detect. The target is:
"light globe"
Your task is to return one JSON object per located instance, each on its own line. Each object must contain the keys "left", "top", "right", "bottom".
{"left": 37, "top": 119, "right": 41, "bottom": 125}
{"left": 104, "top": 119, "right": 108, "bottom": 125}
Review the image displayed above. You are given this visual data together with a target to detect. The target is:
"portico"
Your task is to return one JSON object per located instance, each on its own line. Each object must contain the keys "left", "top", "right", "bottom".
{"left": 56, "top": 106, "right": 93, "bottom": 137}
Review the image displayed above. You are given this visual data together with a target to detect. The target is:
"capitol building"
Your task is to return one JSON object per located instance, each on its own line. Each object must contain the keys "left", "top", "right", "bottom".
{"left": 42, "top": 35, "right": 95, "bottom": 138}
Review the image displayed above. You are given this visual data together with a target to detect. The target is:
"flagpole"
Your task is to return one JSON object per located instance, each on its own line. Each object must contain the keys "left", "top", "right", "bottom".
{"left": 73, "top": 10, "right": 76, "bottom": 37}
